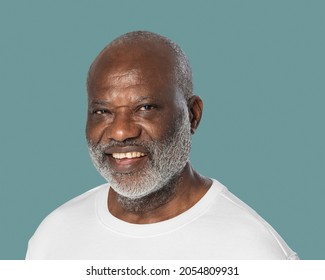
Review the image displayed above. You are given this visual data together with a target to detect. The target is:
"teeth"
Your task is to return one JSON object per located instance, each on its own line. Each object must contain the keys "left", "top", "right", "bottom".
{"left": 112, "top": 152, "right": 145, "bottom": 159}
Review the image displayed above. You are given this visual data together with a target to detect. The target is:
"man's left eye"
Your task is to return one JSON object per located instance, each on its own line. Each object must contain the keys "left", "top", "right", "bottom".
{"left": 139, "top": 105, "right": 155, "bottom": 111}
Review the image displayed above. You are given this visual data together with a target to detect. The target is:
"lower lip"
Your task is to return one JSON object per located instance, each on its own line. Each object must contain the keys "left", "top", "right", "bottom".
{"left": 107, "top": 155, "right": 148, "bottom": 173}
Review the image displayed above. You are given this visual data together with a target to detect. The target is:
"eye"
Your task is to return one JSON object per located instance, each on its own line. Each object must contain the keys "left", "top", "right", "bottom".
{"left": 139, "top": 104, "right": 155, "bottom": 111}
{"left": 92, "top": 109, "right": 108, "bottom": 115}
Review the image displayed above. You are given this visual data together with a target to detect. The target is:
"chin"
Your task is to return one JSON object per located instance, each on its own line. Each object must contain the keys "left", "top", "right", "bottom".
{"left": 107, "top": 175, "right": 160, "bottom": 199}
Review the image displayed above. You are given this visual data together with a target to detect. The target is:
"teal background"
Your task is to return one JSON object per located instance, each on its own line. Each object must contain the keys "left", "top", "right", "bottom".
{"left": 0, "top": 0, "right": 324, "bottom": 259}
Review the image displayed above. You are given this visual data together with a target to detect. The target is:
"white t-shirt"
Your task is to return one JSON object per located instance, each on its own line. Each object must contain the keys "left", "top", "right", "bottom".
{"left": 26, "top": 179, "right": 298, "bottom": 259}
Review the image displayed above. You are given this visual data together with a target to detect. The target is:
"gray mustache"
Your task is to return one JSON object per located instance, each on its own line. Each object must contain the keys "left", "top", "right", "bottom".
{"left": 88, "top": 139, "right": 155, "bottom": 151}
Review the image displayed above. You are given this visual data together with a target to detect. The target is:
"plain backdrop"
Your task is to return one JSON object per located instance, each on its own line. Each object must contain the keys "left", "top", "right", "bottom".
{"left": 1, "top": 0, "right": 324, "bottom": 259}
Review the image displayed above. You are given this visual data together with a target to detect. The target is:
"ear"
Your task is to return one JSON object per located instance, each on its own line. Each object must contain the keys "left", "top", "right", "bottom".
{"left": 188, "top": 95, "right": 203, "bottom": 134}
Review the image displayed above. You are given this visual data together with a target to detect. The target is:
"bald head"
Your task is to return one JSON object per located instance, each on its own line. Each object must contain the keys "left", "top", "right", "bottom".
{"left": 87, "top": 31, "right": 193, "bottom": 101}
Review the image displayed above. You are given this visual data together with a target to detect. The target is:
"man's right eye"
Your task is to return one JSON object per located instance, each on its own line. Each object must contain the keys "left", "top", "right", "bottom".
{"left": 93, "top": 109, "right": 108, "bottom": 115}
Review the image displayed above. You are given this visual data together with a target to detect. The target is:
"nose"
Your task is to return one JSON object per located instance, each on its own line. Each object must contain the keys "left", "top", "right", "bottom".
{"left": 105, "top": 109, "right": 141, "bottom": 142}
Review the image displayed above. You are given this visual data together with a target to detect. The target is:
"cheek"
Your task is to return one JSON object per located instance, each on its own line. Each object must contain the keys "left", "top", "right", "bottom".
{"left": 86, "top": 119, "right": 105, "bottom": 144}
{"left": 144, "top": 116, "right": 178, "bottom": 141}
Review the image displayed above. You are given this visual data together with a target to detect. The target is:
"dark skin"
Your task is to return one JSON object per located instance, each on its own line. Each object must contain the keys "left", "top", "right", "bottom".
{"left": 86, "top": 39, "right": 212, "bottom": 224}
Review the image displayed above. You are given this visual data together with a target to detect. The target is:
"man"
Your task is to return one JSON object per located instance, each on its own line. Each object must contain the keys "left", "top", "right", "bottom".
{"left": 26, "top": 31, "right": 298, "bottom": 259}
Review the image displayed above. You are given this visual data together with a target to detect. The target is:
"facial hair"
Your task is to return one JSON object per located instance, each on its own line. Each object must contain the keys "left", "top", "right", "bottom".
{"left": 87, "top": 109, "right": 192, "bottom": 203}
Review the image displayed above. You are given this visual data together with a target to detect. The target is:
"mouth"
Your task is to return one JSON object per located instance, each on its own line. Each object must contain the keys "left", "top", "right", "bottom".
{"left": 105, "top": 149, "right": 149, "bottom": 173}
{"left": 112, "top": 152, "right": 146, "bottom": 159}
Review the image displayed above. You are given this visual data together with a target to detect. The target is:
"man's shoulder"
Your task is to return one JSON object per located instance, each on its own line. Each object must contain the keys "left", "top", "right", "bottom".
{"left": 26, "top": 183, "right": 108, "bottom": 259}
{"left": 208, "top": 179, "right": 298, "bottom": 259}
{"left": 32, "top": 184, "right": 107, "bottom": 236}
{"left": 52, "top": 183, "right": 107, "bottom": 214}
{"left": 210, "top": 179, "right": 272, "bottom": 224}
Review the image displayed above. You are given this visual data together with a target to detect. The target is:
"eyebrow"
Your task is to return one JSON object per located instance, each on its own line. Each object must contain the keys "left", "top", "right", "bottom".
{"left": 89, "top": 100, "right": 110, "bottom": 106}
{"left": 88, "top": 96, "right": 157, "bottom": 107}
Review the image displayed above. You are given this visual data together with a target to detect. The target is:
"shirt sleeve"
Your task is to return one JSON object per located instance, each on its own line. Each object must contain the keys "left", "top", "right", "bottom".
{"left": 287, "top": 252, "right": 300, "bottom": 260}
{"left": 25, "top": 240, "right": 32, "bottom": 260}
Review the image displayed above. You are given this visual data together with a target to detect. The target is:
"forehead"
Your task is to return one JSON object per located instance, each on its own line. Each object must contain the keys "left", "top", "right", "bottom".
{"left": 88, "top": 41, "right": 178, "bottom": 97}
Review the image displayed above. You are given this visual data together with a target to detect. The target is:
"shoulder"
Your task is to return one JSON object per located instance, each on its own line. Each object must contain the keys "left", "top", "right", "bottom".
{"left": 206, "top": 179, "right": 298, "bottom": 259}
{"left": 27, "top": 184, "right": 108, "bottom": 256}
{"left": 44, "top": 183, "right": 107, "bottom": 220}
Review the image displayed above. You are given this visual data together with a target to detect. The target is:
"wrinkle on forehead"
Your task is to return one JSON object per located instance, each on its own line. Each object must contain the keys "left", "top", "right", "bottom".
{"left": 90, "top": 68, "right": 144, "bottom": 93}
{"left": 108, "top": 69, "right": 142, "bottom": 86}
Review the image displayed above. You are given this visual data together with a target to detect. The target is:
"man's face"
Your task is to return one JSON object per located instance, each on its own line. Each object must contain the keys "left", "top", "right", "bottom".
{"left": 86, "top": 46, "right": 192, "bottom": 199}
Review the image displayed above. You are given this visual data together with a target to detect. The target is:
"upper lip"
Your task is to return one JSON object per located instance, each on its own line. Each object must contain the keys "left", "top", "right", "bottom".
{"left": 105, "top": 145, "right": 148, "bottom": 155}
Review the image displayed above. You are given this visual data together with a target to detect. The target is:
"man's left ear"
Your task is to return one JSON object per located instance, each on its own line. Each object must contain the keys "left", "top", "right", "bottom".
{"left": 188, "top": 95, "right": 203, "bottom": 134}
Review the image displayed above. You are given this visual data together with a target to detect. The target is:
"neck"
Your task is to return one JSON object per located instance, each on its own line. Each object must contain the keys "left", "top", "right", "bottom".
{"left": 107, "top": 163, "right": 212, "bottom": 224}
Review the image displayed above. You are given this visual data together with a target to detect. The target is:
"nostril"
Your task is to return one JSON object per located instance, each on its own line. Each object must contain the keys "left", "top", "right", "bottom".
{"left": 106, "top": 120, "right": 141, "bottom": 142}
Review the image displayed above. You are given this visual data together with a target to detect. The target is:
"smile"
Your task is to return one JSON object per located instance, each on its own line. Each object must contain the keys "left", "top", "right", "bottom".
{"left": 106, "top": 150, "right": 149, "bottom": 173}
{"left": 112, "top": 152, "right": 146, "bottom": 159}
